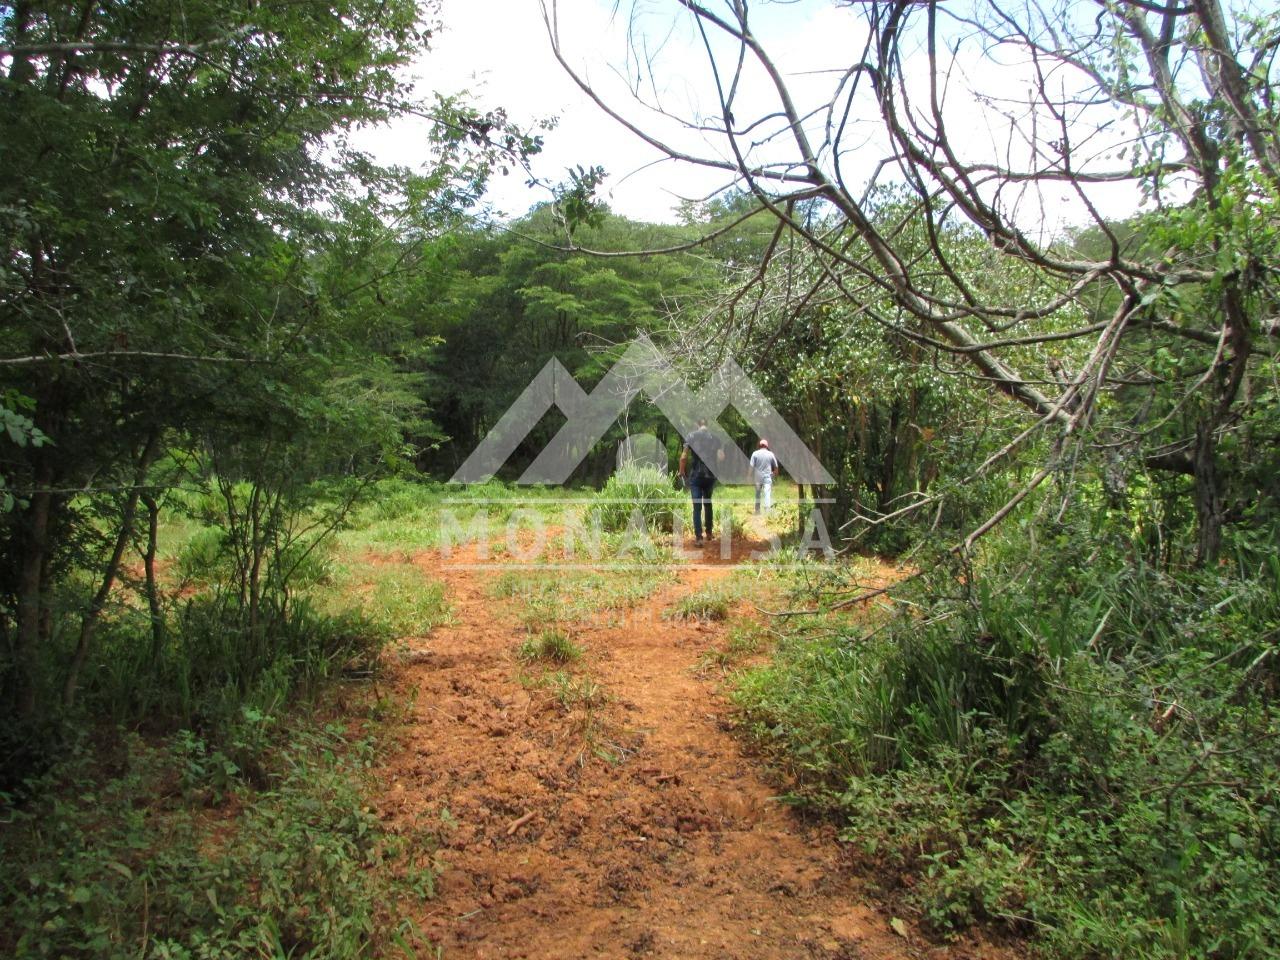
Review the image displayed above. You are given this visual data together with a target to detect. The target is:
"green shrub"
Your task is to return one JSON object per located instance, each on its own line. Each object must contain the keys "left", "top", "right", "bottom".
{"left": 733, "top": 539, "right": 1280, "bottom": 958}
{"left": 590, "top": 464, "right": 677, "bottom": 533}
{"left": 174, "top": 525, "right": 229, "bottom": 584}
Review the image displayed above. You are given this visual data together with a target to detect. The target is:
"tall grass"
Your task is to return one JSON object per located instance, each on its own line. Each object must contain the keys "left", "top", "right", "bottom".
{"left": 590, "top": 464, "right": 677, "bottom": 533}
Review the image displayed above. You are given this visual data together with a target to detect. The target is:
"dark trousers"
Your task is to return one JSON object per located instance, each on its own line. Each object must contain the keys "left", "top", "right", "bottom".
{"left": 688, "top": 477, "right": 715, "bottom": 539}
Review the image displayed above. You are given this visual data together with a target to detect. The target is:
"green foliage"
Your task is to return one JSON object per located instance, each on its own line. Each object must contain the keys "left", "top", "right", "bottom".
{"left": 734, "top": 531, "right": 1280, "bottom": 958}
{"left": 0, "top": 395, "right": 48, "bottom": 511}
{"left": 0, "top": 0, "right": 537, "bottom": 740}
{"left": 553, "top": 164, "right": 609, "bottom": 234}
{"left": 590, "top": 464, "right": 678, "bottom": 533}
{"left": 91, "top": 594, "right": 382, "bottom": 738}
{"left": 321, "top": 562, "right": 451, "bottom": 641}
{"left": 689, "top": 186, "right": 1054, "bottom": 546}
{"left": 420, "top": 210, "right": 713, "bottom": 480}
{"left": 0, "top": 722, "right": 432, "bottom": 959}
{"left": 44, "top": 477, "right": 393, "bottom": 742}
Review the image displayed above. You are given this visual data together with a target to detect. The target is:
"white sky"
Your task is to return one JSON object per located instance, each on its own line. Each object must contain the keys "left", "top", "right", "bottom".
{"left": 357, "top": 0, "right": 1156, "bottom": 233}
{"left": 358, "top": 0, "right": 727, "bottom": 223}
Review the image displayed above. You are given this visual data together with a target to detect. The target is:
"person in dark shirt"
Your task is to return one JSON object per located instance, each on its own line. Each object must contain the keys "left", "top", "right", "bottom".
{"left": 678, "top": 419, "right": 724, "bottom": 545}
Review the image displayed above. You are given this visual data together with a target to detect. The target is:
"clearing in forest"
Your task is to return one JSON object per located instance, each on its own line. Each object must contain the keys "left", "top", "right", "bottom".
{"left": 364, "top": 499, "right": 1009, "bottom": 960}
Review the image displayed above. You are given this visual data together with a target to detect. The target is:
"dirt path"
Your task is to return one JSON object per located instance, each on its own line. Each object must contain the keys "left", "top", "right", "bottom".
{"left": 373, "top": 536, "right": 1005, "bottom": 960}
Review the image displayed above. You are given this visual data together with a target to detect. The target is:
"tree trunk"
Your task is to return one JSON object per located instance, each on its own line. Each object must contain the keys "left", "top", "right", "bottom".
{"left": 876, "top": 399, "right": 902, "bottom": 513}
{"left": 142, "top": 493, "right": 165, "bottom": 658}
{"left": 63, "top": 434, "right": 160, "bottom": 707}
{"left": 14, "top": 458, "right": 53, "bottom": 717}
{"left": 6, "top": 2, "right": 36, "bottom": 84}
{"left": 1193, "top": 419, "right": 1224, "bottom": 566}
{"left": 1193, "top": 282, "right": 1251, "bottom": 566}
{"left": 1182, "top": 419, "right": 1223, "bottom": 568}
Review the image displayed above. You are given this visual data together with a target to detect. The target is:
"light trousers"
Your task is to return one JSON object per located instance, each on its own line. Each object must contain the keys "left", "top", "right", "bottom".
{"left": 754, "top": 477, "right": 773, "bottom": 513}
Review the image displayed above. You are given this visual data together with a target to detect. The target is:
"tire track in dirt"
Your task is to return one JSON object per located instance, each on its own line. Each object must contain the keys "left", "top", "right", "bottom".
{"left": 373, "top": 537, "right": 1010, "bottom": 960}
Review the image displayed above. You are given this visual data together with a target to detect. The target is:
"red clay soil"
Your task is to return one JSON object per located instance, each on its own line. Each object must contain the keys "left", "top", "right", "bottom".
{"left": 372, "top": 536, "right": 1014, "bottom": 960}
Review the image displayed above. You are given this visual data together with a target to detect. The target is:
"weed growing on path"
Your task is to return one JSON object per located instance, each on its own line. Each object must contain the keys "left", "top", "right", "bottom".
{"left": 696, "top": 621, "right": 772, "bottom": 675}
{"left": 517, "top": 629, "right": 585, "bottom": 664}
{"left": 667, "top": 579, "right": 748, "bottom": 621}
{"left": 538, "top": 669, "right": 606, "bottom": 712}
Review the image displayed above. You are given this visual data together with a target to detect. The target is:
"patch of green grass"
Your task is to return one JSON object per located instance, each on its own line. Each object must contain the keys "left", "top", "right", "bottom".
{"left": 725, "top": 620, "right": 770, "bottom": 656}
{"left": 566, "top": 565, "right": 673, "bottom": 612}
{"left": 335, "top": 478, "right": 570, "bottom": 556}
{"left": 490, "top": 565, "right": 672, "bottom": 626}
{"left": 517, "top": 592, "right": 570, "bottom": 630}
{"left": 488, "top": 571, "right": 581, "bottom": 630}
{"left": 320, "top": 563, "right": 451, "bottom": 639}
{"left": 517, "top": 629, "right": 584, "bottom": 664}
{"left": 489, "top": 569, "right": 556, "bottom": 600}
{"left": 0, "top": 720, "right": 435, "bottom": 959}
{"left": 667, "top": 579, "right": 747, "bottom": 621}
{"left": 696, "top": 621, "right": 772, "bottom": 674}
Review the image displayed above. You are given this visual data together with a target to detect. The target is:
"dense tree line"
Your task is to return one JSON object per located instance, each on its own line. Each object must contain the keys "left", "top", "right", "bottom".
{"left": 0, "top": 0, "right": 537, "bottom": 765}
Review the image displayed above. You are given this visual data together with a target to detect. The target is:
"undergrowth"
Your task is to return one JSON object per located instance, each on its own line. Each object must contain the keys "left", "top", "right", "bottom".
{"left": 0, "top": 716, "right": 434, "bottom": 959}
{"left": 734, "top": 531, "right": 1280, "bottom": 959}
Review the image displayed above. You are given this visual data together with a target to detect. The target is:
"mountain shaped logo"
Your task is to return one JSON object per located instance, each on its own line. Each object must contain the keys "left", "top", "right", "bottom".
{"left": 451, "top": 335, "right": 833, "bottom": 485}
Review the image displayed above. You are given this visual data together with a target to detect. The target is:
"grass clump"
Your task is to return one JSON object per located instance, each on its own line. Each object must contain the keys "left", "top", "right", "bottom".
{"left": 667, "top": 580, "right": 747, "bottom": 621}
{"left": 537, "top": 669, "right": 606, "bottom": 711}
{"left": 517, "top": 629, "right": 584, "bottom": 664}
{"left": 590, "top": 464, "right": 677, "bottom": 533}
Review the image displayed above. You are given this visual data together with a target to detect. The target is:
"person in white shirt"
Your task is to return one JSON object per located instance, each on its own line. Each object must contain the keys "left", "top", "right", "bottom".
{"left": 748, "top": 439, "right": 779, "bottom": 514}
